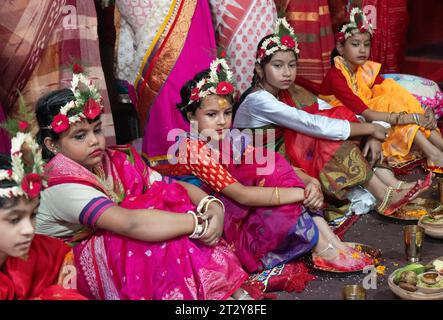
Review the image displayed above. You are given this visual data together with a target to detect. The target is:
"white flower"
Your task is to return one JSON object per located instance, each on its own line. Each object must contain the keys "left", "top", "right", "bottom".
{"left": 1, "top": 132, "right": 43, "bottom": 198}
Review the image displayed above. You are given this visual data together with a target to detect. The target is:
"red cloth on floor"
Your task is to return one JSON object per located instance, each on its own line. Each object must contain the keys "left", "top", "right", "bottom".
{"left": 242, "top": 261, "right": 317, "bottom": 299}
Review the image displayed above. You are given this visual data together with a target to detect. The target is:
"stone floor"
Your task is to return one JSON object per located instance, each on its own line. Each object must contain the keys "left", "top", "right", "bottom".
{"left": 277, "top": 170, "right": 443, "bottom": 300}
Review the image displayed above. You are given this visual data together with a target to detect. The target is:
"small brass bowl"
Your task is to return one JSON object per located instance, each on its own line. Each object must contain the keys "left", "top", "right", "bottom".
{"left": 342, "top": 284, "right": 366, "bottom": 300}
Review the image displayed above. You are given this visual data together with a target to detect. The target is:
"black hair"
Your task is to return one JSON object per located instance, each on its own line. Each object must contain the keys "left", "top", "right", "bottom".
{"left": 0, "top": 154, "right": 19, "bottom": 209}
{"left": 234, "top": 34, "right": 298, "bottom": 115}
{"left": 176, "top": 69, "right": 234, "bottom": 122}
{"left": 331, "top": 22, "right": 373, "bottom": 66}
{"left": 330, "top": 23, "right": 347, "bottom": 66}
{"left": 36, "top": 88, "right": 101, "bottom": 161}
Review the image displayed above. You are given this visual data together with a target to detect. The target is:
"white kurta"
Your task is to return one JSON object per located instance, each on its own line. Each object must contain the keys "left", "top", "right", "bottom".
{"left": 233, "top": 90, "right": 351, "bottom": 141}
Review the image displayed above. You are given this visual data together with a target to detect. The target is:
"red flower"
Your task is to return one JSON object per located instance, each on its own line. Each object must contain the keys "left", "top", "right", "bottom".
{"left": 73, "top": 64, "right": 84, "bottom": 74}
{"left": 190, "top": 87, "right": 200, "bottom": 101}
{"left": 18, "top": 121, "right": 29, "bottom": 132}
{"left": 281, "top": 35, "right": 296, "bottom": 49}
{"left": 83, "top": 98, "right": 102, "bottom": 120}
{"left": 220, "top": 51, "right": 226, "bottom": 58}
{"left": 7, "top": 169, "right": 12, "bottom": 177}
{"left": 257, "top": 48, "right": 266, "bottom": 60}
{"left": 335, "top": 32, "right": 346, "bottom": 42}
{"left": 21, "top": 173, "right": 42, "bottom": 199}
{"left": 216, "top": 81, "right": 234, "bottom": 95}
{"left": 51, "top": 114, "right": 70, "bottom": 133}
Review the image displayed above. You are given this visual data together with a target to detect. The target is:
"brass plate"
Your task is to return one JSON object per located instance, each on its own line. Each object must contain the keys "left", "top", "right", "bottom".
{"left": 378, "top": 197, "right": 441, "bottom": 221}
{"left": 311, "top": 242, "right": 381, "bottom": 273}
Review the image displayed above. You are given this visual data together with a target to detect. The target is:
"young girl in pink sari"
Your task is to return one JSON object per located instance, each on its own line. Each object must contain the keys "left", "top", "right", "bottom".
{"left": 35, "top": 70, "right": 249, "bottom": 300}
{"left": 152, "top": 58, "right": 373, "bottom": 273}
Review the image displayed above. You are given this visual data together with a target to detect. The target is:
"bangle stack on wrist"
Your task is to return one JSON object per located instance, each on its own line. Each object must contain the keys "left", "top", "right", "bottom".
{"left": 412, "top": 113, "right": 420, "bottom": 125}
{"left": 188, "top": 196, "right": 225, "bottom": 239}
{"left": 188, "top": 210, "right": 209, "bottom": 239}
{"left": 196, "top": 195, "right": 225, "bottom": 215}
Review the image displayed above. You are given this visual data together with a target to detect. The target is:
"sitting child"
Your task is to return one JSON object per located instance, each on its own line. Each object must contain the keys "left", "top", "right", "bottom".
{"left": 34, "top": 68, "right": 250, "bottom": 300}
{"left": 152, "top": 58, "right": 373, "bottom": 273}
{"left": 234, "top": 17, "right": 431, "bottom": 217}
{"left": 320, "top": 7, "right": 443, "bottom": 170}
{"left": 0, "top": 119, "right": 85, "bottom": 300}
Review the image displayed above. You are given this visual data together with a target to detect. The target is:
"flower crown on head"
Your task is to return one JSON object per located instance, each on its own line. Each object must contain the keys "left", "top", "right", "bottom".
{"left": 0, "top": 95, "right": 45, "bottom": 199}
{"left": 335, "top": 7, "right": 374, "bottom": 43}
{"left": 48, "top": 64, "right": 104, "bottom": 133}
{"left": 186, "top": 58, "right": 235, "bottom": 106}
{"left": 256, "top": 18, "right": 300, "bottom": 64}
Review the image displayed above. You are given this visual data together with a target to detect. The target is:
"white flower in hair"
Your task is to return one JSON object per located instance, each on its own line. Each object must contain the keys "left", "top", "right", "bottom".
{"left": 0, "top": 132, "right": 45, "bottom": 199}
{"left": 256, "top": 18, "right": 300, "bottom": 64}
{"left": 336, "top": 7, "right": 374, "bottom": 42}
{"left": 48, "top": 65, "right": 104, "bottom": 133}
{"left": 185, "top": 58, "right": 236, "bottom": 106}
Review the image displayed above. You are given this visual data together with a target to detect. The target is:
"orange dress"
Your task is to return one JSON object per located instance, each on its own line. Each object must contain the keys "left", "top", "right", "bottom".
{"left": 320, "top": 56, "right": 432, "bottom": 166}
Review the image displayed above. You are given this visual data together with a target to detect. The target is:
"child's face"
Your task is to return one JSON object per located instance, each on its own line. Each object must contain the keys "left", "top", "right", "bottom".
{"left": 0, "top": 197, "right": 38, "bottom": 260}
{"left": 55, "top": 119, "right": 106, "bottom": 170}
{"left": 187, "top": 95, "right": 233, "bottom": 140}
{"left": 339, "top": 32, "right": 371, "bottom": 69}
{"left": 258, "top": 50, "right": 297, "bottom": 94}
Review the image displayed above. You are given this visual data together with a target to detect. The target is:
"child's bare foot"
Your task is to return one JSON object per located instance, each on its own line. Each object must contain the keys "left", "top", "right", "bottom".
{"left": 312, "top": 242, "right": 373, "bottom": 272}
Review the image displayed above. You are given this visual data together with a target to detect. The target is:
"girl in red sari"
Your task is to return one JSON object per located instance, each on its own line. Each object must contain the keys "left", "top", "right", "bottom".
{"left": 234, "top": 18, "right": 430, "bottom": 218}
{"left": 152, "top": 58, "right": 373, "bottom": 273}
{"left": 34, "top": 69, "right": 249, "bottom": 300}
{"left": 0, "top": 124, "right": 85, "bottom": 300}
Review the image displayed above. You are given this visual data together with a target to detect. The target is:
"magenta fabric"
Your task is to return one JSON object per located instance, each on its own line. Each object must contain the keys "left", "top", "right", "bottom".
{"left": 142, "top": 0, "right": 217, "bottom": 158}
{"left": 46, "top": 146, "right": 248, "bottom": 300}
{"left": 219, "top": 147, "right": 315, "bottom": 272}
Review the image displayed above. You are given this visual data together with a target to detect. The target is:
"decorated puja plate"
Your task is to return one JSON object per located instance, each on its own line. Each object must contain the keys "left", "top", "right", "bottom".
{"left": 311, "top": 242, "right": 382, "bottom": 274}
{"left": 378, "top": 197, "right": 441, "bottom": 221}
{"left": 388, "top": 258, "right": 443, "bottom": 300}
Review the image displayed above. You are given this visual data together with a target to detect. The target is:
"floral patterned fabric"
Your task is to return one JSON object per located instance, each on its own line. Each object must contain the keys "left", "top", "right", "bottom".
{"left": 209, "top": 0, "right": 277, "bottom": 93}
{"left": 383, "top": 73, "right": 443, "bottom": 119}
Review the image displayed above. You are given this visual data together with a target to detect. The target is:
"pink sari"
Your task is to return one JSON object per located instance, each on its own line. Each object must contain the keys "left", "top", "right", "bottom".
{"left": 137, "top": 0, "right": 217, "bottom": 159}
{"left": 220, "top": 146, "right": 320, "bottom": 273}
{"left": 45, "top": 145, "right": 247, "bottom": 300}
{"left": 154, "top": 137, "right": 320, "bottom": 274}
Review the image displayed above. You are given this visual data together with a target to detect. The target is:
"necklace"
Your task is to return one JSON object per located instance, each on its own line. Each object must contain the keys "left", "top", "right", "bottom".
{"left": 92, "top": 166, "right": 121, "bottom": 202}
{"left": 343, "top": 61, "right": 358, "bottom": 93}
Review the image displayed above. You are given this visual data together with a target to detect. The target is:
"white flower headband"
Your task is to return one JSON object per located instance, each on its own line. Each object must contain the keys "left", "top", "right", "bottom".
{"left": 335, "top": 7, "right": 374, "bottom": 42}
{"left": 256, "top": 18, "right": 300, "bottom": 64}
{"left": 186, "top": 58, "right": 235, "bottom": 106}
{"left": 0, "top": 132, "right": 45, "bottom": 199}
{"left": 47, "top": 65, "right": 104, "bottom": 133}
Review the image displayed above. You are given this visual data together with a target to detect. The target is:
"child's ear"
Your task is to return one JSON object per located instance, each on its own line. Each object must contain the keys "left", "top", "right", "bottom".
{"left": 336, "top": 42, "right": 345, "bottom": 56}
{"left": 255, "top": 64, "right": 264, "bottom": 81}
{"left": 186, "top": 111, "right": 195, "bottom": 121}
{"left": 43, "top": 137, "right": 58, "bottom": 154}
